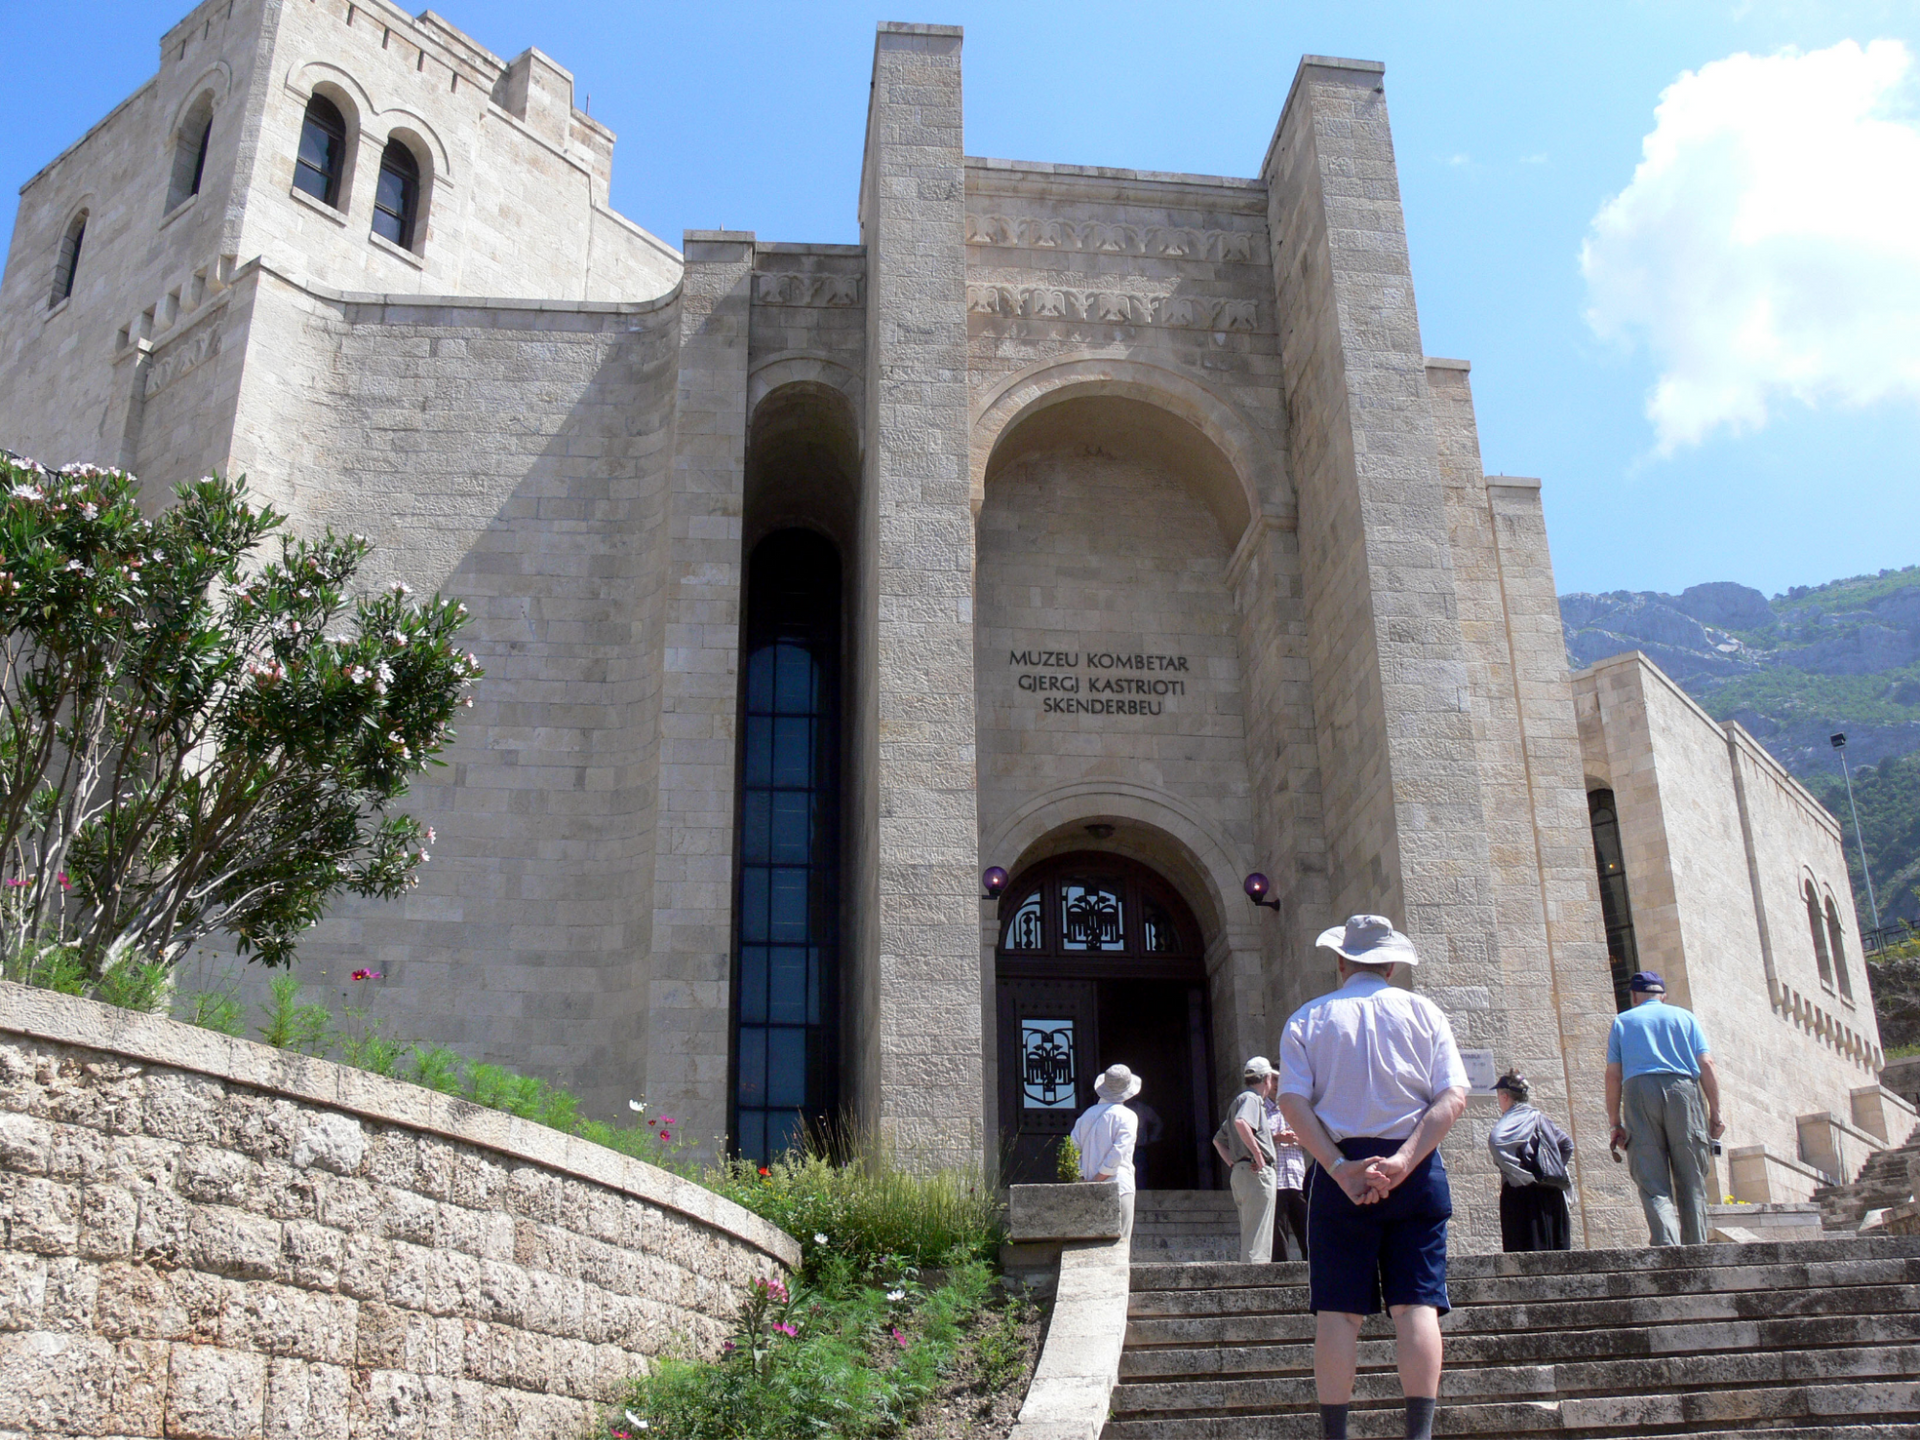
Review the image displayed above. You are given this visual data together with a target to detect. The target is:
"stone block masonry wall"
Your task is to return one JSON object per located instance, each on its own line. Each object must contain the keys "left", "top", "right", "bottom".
{"left": 855, "top": 25, "right": 982, "bottom": 1166}
{"left": 1574, "top": 654, "right": 1890, "bottom": 1196}
{"left": 1427, "top": 362, "right": 1638, "bottom": 1246}
{"left": 0, "top": 982, "right": 797, "bottom": 1439}
{"left": 221, "top": 265, "right": 680, "bottom": 1127}
{"left": 1265, "top": 60, "right": 1511, "bottom": 1247}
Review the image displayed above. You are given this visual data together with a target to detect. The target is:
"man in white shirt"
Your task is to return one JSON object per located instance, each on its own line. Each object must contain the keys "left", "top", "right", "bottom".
{"left": 1276, "top": 915, "right": 1470, "bottom": 1441}
{"left": 1070, "top": 1064, "right": 1141, "bottom": 1239}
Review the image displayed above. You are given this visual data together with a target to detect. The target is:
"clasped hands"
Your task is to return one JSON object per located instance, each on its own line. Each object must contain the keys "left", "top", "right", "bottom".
{"left": 1329, "top": 1152, "right": 1409, "bottom": 1205}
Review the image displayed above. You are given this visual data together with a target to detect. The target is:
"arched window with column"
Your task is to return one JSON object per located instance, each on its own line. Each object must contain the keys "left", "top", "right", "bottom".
{"left": 1805, "top": 880, "right": 1834, "bottom": 989}
{"left": 1825, "top": 894, "right": 1854, "bottom": 1001}
{"left": 293, "top": 94, "right": 348, "bottom": 208}
{"left": 1587, "top": 789, "right": 1641, "bottom": 1013}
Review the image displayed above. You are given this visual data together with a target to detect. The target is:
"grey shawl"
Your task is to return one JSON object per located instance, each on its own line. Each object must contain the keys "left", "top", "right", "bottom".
{"left": 1487, "top": 1102, "right": 1574, "bottom": 1188}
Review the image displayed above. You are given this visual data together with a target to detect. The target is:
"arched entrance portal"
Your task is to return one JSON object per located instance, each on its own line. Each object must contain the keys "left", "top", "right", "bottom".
{"left": 995, "top": 852, "right": 1216, "bottom": 1188}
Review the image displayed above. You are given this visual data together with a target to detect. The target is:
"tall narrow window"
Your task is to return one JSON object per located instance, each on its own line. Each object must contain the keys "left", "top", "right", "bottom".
{"left": 190, "top": 118, "right": 213, "bottom": 196}
{"left": 371, "top": 140, "right": 419, "bottom": 249}
{"left": 49, "top": 211, "right": 86, "bottom": 308}
{"left": 1826, "top": 896, "right": 1853, "bottom": 1001}
{"left": 167, "top": 95, "right": 216, "bottom": 212}
{"left": 1588, "top": 790, "right": 1641, "bottom": 1013}
{"left": 294, "top": 95, "right": 347, "bottom": 207}
{"left": 1805, "top": 881, "right": 1834, "bottom": 988}
{"left": 732, "top": 530, "right": 841, "bottom": 1165}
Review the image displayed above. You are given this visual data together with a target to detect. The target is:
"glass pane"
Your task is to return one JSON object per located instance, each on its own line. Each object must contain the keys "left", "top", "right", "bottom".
{"left": 739, "top": 867, "right": 769, "bottom": 943}
{"left": 774, "top": 643, "right": 814, "bottom": 713}
{"left": 807, "top": 947, "right": 821, "bottom": 1025}
{"left": 737, "top": 1027, "right": 767, "bottom": 1106}
{"left": 766, "top": 1108, "right": 805, "bottom": 1161}
{"left": 743, "top": 717, "right": 771, "bottom": 787}
{"left": 772, "top": 717, "right": 812, "bottom": 788}
{"left": 1021, "top": 1018, "right": 1078, "bottom": 1109}
{"left": 297, "top": 121, "right": 336, "bottom": 176}
{"left": 770, "top": 867, "right": 808, "bottom": 943}
{"left": 767, "top": 1028, "right": 808, "bottom": 1108}
{"left": 746, "top": 647, "right": 774, "bottom": 713}
{"left": 736, "top": 1110, "right": 765, "bottom": 1163}
{"left": 770, "top": 791, "right": 810, "bottom": 864}
{"left": 741, "top": 791, "right": 771, "bottom": 864}
{"left": 738, "top": 946, "right": 767, "bottom": 1024}
{"left": 371, "top": 199, "right": 405, "bottom": 245}
{"left": 769, "top": 946, "right": 807, "bottom": 1024}
{"left": 1061, "top": 881, "right": 1124, "bottom": 951}
{"left": 1003, "top": 891, "right": 1044, "bottom": 951}
{"left": 1141, "top": 897, "right": 1177, "bottom": 953}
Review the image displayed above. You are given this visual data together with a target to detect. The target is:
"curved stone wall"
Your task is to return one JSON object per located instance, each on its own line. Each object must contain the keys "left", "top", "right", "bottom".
{"left": 0, "top": 982, "right": 798, "bottom": 1438}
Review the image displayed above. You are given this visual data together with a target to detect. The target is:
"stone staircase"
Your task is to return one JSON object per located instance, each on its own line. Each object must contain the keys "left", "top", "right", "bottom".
{"left": 1814, "top": 1123, "right": 1920, "bottom": 1229}
{"left": 1103, "top": 1236, "right": 1920, "bottom": 1437}
{"left": 1131, "top": 1189, "right": 1241, "bottom": 1264}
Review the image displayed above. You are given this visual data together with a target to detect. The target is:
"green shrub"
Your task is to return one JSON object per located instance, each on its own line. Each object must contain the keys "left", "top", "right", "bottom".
{"left": 705, "top": 1143, "right": 1003, "bottom": 1276}
{"left": 182, "top": 986, "right": 245, "bottom": 1036}
{"left": 1056, "top": 1135, "right": 1081, "bottom": 1182}
{"left": 607, "top": 1258, "right": 996, "bottom": 1440}
{"left": 258, "top": 974, "right": 335, "bottom": 1054}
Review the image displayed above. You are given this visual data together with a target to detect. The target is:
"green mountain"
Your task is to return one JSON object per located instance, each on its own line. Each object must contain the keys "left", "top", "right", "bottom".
{"left": 1561, "top": 565, "right": 1920, "bottom": 933}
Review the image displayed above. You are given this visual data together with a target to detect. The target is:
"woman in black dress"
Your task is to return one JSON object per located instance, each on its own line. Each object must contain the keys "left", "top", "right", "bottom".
{"left": 1488, "top": 1071, "right": 1575, "bottom": 1252}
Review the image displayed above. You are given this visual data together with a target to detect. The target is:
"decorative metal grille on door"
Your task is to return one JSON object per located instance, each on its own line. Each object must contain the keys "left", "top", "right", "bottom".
{"left": 1019, "top": 1018, "right": 1077, "bottom": 1109}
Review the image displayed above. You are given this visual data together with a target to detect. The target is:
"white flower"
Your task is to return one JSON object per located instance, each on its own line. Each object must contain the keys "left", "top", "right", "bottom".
{"left": 629, "top": 1099, "right": 646, "bottom": 1113}
{"left": 389, "top": 581, "right": 413, "bottom": 597}
{"left": 813, "top": 1233, "right": 828, "bottom": 1245}
{"left": 887, "top": 1289, "right": 905, "bottom": 1302}
{"left": 626, "top": 1413, "right": 648, "bottom": 1432}
{"left": 9, "top": 484, "right": 39, "bottom": 500}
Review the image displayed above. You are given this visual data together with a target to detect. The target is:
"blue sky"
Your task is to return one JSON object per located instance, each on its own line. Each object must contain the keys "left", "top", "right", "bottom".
{"left": 5, "top": 1, "right": 1919, "bottom": 598}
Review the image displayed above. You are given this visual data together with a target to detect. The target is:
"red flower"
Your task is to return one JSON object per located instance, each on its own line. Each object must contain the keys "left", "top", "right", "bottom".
{"left": 658, "top": 1131, "right": 671, "bottom": 1142}
{"left": 758, "top": 1167, "right": 771, "bottom": 1177}
{"left": 351, "top": 969, "right": 383, "bottom": 981}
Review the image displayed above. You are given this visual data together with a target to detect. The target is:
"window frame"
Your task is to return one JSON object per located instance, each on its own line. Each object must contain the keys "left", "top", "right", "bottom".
{"left": 49, "top": 209, "right": 87, "bottom": 309}
{"left": 370, "top": 138, "right": 421, "bottom": 252}
{"left": 293, "top": 94, "right": 349, "bottom": 210}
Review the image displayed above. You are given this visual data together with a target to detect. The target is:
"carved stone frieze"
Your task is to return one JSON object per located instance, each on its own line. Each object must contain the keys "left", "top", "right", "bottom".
{"left": 965, "top": 214, "right": 1260, "bottom": 264}
{"left": 965, "top": 285, "right": 1258, "bottom": 333}
{"left": 754, "top": 272, "right": 863, "bottom": 307}
{"left": 143, "top": 323, "right": 221, "bottom": 398}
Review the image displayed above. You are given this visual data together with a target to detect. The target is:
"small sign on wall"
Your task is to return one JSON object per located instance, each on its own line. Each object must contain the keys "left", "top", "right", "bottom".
{"left": 1459, "top": 1048, "right": 1499, "bottom": 1095}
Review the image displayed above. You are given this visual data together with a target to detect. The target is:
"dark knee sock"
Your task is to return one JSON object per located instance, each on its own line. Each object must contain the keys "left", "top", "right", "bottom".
{"left": 1405, "top": 1395, "right": 1436, "bottom": 1439}
{"left": 1319, "top": 1403, "right": 1349, "bottom": 1439}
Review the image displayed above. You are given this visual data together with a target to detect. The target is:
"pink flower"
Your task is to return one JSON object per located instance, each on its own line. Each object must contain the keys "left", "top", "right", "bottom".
{"left": 351, "top": 969, "right": 382, "bottom": 981}
{"left": 772, "top": 1322, "right": 796, "bottom": 1337}
{"left": 659, "top": 1117, "right": 676, "bottom": 1127}
{"left": 892, "top": 1327, "right": 908, "bottom": 1349}
{"left": 3, "top": 879, "right": 23, "bottom": 887}
{"left": 56, "top": 873, "right": 70, "bottom": 891}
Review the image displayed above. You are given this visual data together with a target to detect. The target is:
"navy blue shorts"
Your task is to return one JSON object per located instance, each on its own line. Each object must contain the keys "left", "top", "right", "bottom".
{"left": 1305, "top": 1137, "right": 1452, "bottom": 1316}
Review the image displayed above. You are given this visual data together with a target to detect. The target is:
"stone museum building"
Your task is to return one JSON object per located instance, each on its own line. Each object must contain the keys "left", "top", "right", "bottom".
{"left": 1, "top": 0, "right": 1906, "bottom": 1249}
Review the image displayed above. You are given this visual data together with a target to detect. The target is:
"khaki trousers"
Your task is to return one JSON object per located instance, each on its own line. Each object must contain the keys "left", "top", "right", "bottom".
{"left": 1623, "top": 1071, "right": 1712, "bottom": 1246}
{"left": 1229, "top": 1161, "right": 1276, "bottom": 1263}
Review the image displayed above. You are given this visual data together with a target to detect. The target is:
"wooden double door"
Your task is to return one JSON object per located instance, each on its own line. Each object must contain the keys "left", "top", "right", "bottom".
{"left": 995, "top": 853, "right": 1215, "bottom": 1188}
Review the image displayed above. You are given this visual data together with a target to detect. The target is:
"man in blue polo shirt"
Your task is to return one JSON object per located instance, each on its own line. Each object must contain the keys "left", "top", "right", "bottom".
{"left": 1605, "top": 970, "right": 1725, "bottom": 1246}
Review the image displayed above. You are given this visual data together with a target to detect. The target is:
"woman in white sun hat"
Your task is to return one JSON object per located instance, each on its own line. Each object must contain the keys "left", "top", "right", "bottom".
{"left": 1071, "top": 1063, "right": 1142, "bottom": 1239}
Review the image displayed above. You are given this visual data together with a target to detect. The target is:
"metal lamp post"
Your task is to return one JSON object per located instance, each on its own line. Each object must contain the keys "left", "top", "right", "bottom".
{"left": 1830, "top": 732, "right": 1880, "bottom": 929}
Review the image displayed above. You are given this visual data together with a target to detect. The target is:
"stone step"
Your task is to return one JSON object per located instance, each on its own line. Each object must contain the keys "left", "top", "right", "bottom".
{"left": 1105, "top": 1412, "right": 1912, "bottom": 1441}
{"left": 1104, "top": 1379, "right": 1920, "bottom": 1437}
{"left": 1128, "top": 1255, "right": 1920, "bottom": 1315}
{"left": 1109, "top": 1341, "right": 1920, "bottom": 1411}
{"left": 1124, "top": 1282, "right": 1920, "bottom": 1348}
{"left": 1119, "top": 1311, "right": 1920, "bottom": 1378}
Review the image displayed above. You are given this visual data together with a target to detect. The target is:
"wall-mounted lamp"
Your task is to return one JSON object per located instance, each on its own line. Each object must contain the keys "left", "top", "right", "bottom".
{"left": 1243, "top": 872, "right": 1280, "bottom": 912}
{"left": 981, "top": 866, "right": 1010, "bottom": 901}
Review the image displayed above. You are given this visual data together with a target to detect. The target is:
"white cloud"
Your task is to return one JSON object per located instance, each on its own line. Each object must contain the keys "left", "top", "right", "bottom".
{"left": 1582, "top": 39, "right": 1920, "bottom": 452}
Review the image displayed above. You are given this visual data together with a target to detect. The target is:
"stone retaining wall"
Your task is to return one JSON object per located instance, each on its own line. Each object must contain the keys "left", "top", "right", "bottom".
{"left": 0, "top": 982, "right": 798, "bottom": 1438}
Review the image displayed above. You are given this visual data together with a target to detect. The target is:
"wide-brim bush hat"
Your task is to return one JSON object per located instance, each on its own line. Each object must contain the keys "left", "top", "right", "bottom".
{"left": 1316, "top": 913, "right": 1420, "bottom": 966}
{"left": 1095, "top": 1064, "right": 1143, "bottom": 1102}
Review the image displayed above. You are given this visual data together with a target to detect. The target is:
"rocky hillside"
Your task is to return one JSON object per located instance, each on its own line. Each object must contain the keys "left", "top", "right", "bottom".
{"left": 1561, "top": 565, "right": 1920, "bottom": 929}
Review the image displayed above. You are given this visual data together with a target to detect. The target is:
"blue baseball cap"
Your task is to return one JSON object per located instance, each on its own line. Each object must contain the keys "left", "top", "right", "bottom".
{"left": 1628, "top": 971, "right": 1666, "bottom": 994}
